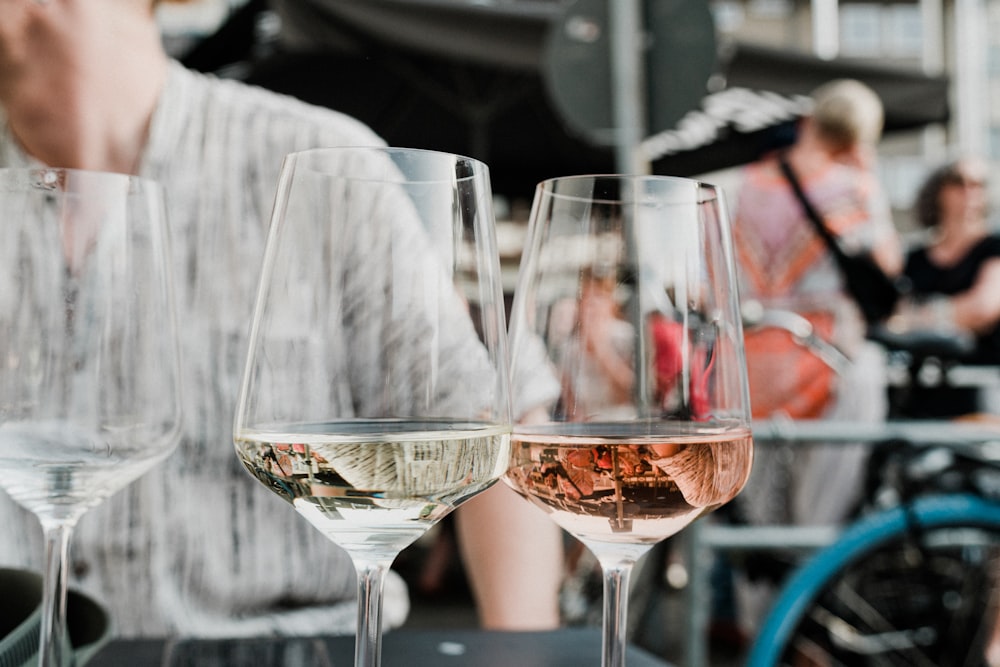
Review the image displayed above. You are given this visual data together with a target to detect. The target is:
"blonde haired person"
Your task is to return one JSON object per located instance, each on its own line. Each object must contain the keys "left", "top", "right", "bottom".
{"left": 734, "top": 78, "right": 902, "bottom": 526}
{"left": 809, "top": 78, "right": 886, "bottom": 160}
{"left": 724, "top": 79, "right": 904, "bottom": 638}
{"left": 0, "top": 0, "right": 561, "bottom": 637}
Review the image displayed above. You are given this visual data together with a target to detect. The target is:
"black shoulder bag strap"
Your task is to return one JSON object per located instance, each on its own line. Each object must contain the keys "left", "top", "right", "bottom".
{"left": 777, "top": 154, "right": 848, "bottom": 263}
{"left": 777, "top": 153, "right": 902, "bottom": 326}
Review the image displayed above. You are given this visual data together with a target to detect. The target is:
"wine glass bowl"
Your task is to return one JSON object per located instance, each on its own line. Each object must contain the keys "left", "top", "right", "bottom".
{"left": 505, "top": 422, "right": 752, "bottom": 547}
{"left": 0, "top": 167, "right": 181, "bottom": 666}
{"left": 234, "top": 147, "right": 511, "bottom": 667}
{"left": 505, "top": 174, "right": 752, "bottom": 665}
{"left": 235, "top": 420, "right": 510, "bottom": 558}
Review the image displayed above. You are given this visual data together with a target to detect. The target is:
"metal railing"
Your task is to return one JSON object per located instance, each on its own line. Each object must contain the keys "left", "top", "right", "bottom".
{"left": 680, "top": 416, "right": 1000, "bottom": 667}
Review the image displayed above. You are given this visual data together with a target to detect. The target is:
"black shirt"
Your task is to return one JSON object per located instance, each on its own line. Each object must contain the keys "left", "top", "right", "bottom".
{"left": 900, "top": 234, "right": 1000, "bottom": 417}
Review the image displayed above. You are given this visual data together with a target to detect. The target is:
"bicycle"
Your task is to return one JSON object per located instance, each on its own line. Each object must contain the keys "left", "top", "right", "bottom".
{"left": 744, "top": 324, "right": 1000, "bottom": 667}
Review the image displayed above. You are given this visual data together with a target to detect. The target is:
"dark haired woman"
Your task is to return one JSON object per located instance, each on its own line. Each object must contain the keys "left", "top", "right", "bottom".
{"left": 897, "top": 157, "right": 1000, "bottom": 417}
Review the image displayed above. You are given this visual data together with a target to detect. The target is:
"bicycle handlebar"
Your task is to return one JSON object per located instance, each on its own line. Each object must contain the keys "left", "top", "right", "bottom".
{"left": 743, "top": 304, "right": 999, "bottom": 389}
{"left": 741, "top": 301, "right": 852, "bottom": 374}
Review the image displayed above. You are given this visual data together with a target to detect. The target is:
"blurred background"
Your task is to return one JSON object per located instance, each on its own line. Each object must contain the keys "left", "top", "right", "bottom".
{"left": 152, "top": 0, "right": 979, "bottom": 227}
{"left": 148, "top": 2, "right": 997, "bottom": 664}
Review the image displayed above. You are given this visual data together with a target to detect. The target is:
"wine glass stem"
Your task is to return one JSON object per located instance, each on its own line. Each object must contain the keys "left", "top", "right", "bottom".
{"left": 599, "top": 555, "right": 636, "bottom": 667}
{"left": 39, "top": 521, "right": 74, "bottom": 667}
{"left": 354, "top": 558, "right": 391, "bottom": 667}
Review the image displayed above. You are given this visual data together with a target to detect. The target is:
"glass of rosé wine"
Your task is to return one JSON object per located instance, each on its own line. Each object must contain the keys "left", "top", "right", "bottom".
{"left": 505, "top": 174, "right": 753, "bottom": 667}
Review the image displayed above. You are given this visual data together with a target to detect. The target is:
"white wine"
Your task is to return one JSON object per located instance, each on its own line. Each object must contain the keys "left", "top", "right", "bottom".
{"left": 235, "top": 420, "right": 510, "bottom": 556}
{"left": 505, "top": 424, "right": 752, "bottom": 544}
{"left": 0, "top": 419, "right": 176, "bottom": 523}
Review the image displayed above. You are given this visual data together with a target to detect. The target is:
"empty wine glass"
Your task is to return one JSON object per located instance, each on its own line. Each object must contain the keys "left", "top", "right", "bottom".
{"left": 505, "top": 174, "right": 753, "bottom": 667}
{"left": 234, "top": 147, "right": 511, "bottom": 667}
{"left": 0, "top": 168, "right": 182, "bottom": 666}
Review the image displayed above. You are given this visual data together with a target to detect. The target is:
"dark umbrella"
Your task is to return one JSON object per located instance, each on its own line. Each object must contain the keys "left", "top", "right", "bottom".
{"left": 198, "top": 0, "right": 614, "bottom": 199}
{"left": 643, "top": 41, "right": 951, "bottom": 175}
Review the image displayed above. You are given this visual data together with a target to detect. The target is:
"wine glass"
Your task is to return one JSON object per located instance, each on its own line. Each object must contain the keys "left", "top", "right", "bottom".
{"left": 234, "top": 147, "right": 511, "bottom": 667}
{"left": 505, "top": 174, "right": 753, "bottom": 666}
{"left": 0, "top": 168, "right": 182, "bottom": 666}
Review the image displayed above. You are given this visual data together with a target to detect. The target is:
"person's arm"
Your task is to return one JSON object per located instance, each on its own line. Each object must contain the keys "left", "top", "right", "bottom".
{"left": 455, "top": 481, "right": 563, "bottom": 629}
{"left": 862, "top": 175, "right": 905, "bottom": 277}
{"left": 583, "top": 325, "right": 635, "bottom": 402}
{"left": 889, "top": 256, "right": 1000, "bottom": 337}
{"left": 870, "top": 225, "right": 905, "bottom": 277}
{"left": 456, "top": 352, "right": 565, "bottom": 630}
{"left": 947, "top": 257, "right": 1000, "bottom": 334}
{"left": 577, "top": 297, "right": 635, "bottom": 402}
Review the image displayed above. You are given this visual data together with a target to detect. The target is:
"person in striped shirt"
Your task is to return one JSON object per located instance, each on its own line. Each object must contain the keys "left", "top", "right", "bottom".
{"left": 0, "top": 0, "right": 562, "bottom": 638}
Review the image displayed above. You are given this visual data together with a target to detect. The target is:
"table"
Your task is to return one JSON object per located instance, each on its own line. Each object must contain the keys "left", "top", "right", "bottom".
{"left": 88, "top": 628, "right": 671, "bottom": 667}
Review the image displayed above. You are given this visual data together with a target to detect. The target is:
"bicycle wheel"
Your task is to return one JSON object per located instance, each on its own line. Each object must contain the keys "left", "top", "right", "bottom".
{"left": 746, "top": 494, "right": 1000, "bottom": 666}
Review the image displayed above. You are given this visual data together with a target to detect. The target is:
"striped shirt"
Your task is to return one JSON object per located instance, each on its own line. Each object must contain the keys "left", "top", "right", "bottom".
{"left": 0, "top": 61, "right": 454, "bottom": 638}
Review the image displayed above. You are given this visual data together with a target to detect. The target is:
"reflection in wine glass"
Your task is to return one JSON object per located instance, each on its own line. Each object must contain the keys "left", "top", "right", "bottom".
{"left": 0, "top": 168, "right": 182, "bottom": 666}
{"left": 234, "top": 147, "right": 512, "bottom": 667}
{"left": 505, "top": 174, "right": 753, "bottom": 667}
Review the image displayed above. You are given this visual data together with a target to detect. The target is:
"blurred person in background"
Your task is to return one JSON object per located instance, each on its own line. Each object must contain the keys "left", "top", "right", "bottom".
{"left": 554, "top": 267, "right": 636, "bottom": 421}
{"left": 733, "top": 78, "right": 902, "bottom": 528}
{"left": 0, "top": 0, "right": 561, "bottom": 637}
{"left": 890, "top": 156, "right": 1000, "bottom": 418}
{"left": 724, "top": 78, "right": 903, "bottom": 640}
{"left": 891, "top": 156, "right": 1000, "bottom": 667}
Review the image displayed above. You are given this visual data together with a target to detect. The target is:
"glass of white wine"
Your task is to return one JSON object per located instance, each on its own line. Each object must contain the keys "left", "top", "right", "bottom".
{"left": 233, "top": 147, "right": 512, "bottom": 667}
{"left": 505, "top": 174, "right": 753, "bottom": 667}
{"left": 0, "top": 168, "right": 182, "bottom": 666}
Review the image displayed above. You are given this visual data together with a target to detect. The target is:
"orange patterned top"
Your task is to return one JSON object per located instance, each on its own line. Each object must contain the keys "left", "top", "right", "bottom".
{"left": 733, "top": 154, "right": 893, "bottom": 418}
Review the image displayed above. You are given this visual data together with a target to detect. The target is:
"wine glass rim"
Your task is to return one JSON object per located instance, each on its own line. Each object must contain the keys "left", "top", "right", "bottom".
{"left": 284, "top": 145, "right": 489, "bottom": 183}
{"left": 535, "top": 173, "right": 721, "bottom": 205}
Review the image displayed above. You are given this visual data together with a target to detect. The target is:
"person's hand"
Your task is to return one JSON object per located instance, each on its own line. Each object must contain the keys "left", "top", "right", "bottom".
{"left": 577, "top": 292, "right": 619, "bottom": 354}
{"left": 887, "top": 295, "right": 959, "bottom": 333}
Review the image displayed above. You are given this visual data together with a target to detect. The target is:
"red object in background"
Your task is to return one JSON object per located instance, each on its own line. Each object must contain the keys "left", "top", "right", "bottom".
{"left": 648, "top": 313, "right": 710, "bottom": 418}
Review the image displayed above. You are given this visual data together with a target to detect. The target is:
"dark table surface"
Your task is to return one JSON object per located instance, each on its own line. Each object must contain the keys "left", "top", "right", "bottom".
{"left": 87, "top": 628, "right": 672, "bottom": 666}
